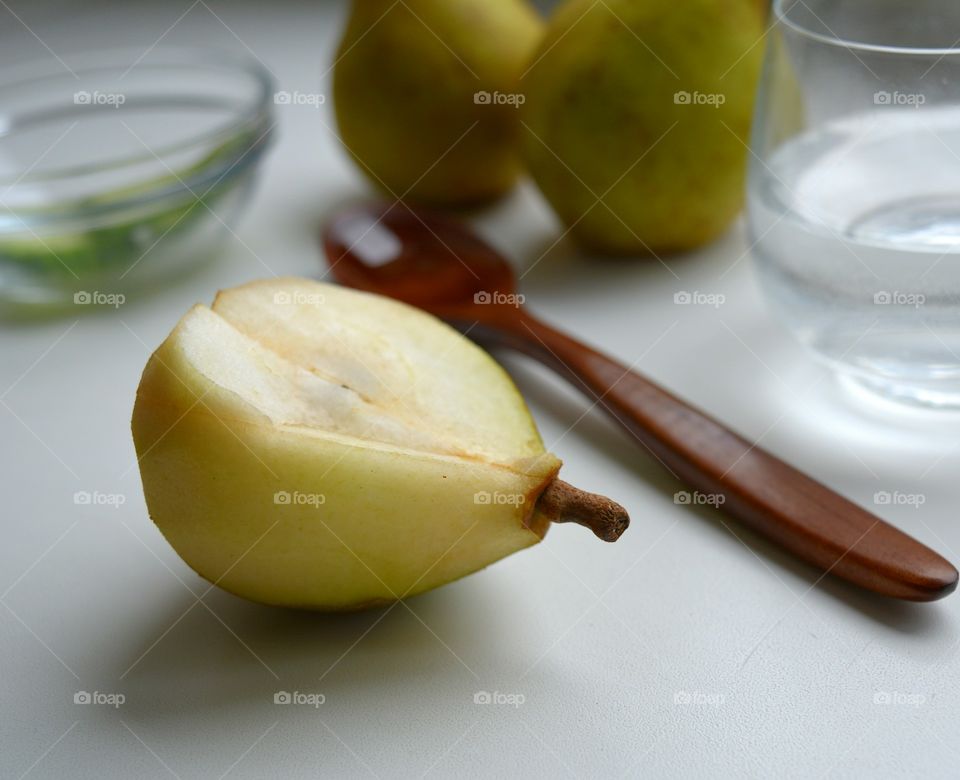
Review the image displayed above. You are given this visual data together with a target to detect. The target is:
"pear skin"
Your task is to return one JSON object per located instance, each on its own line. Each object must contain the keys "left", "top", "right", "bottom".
{"left": 522, "top": 0, "right": 765, "bottom": 255}
{"left": 333, "top": 0, "right": 543, "bottom": 206}
{"left": 132, "top": 279, "right": 626, "bottom": 610}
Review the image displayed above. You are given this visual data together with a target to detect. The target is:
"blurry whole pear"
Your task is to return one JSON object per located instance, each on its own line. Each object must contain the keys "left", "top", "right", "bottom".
{"left": 333, "top": 0, "right": 543, "bottom": 206}
{"left": 522, "top": 0, "right": 765, "bottom": 254}
{"left": 132, "top": 279, "right": 627, "bottom": 610}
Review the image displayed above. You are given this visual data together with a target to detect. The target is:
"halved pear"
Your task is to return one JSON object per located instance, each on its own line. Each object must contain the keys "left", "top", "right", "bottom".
{"left": 132, "top": 278, "right": 626, "bottom": 610}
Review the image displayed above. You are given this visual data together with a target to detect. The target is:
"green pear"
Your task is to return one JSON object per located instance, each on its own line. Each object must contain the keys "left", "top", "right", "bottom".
{"left": 522, "top": 0, "right": 765, "bottom": 255}
{"left": 332, "top": 0, "right": 543, "bottom": 206}
{"left": 132, "top": 278, "right": 626, "bottom": 610}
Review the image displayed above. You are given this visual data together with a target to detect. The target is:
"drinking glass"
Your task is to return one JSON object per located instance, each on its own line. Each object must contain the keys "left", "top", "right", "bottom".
{"left": 748, "top": 0, "right": 960, "bottom": 407}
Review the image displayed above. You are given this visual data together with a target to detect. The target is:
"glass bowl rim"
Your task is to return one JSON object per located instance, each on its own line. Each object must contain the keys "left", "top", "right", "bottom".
{"left": 0, "top": 45, "right": 274, "bottom": 187}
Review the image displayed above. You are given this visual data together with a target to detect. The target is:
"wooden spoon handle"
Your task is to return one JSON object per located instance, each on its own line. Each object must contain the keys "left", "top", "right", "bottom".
{"left": 460, "top": 308, "right": 957, "bottom": 602}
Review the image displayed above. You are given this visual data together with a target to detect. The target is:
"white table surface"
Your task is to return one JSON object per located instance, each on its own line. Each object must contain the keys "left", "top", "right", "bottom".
{"left": 3, "top": 1, "right": 960, "bottom": 778}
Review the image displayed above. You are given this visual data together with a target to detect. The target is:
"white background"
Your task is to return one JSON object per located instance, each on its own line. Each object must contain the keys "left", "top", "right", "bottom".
{"left": 2, "top": 1, "right": 960, "bottom": 777}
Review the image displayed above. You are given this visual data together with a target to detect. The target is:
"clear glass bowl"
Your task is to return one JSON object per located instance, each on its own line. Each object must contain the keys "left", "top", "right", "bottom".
{"left": 0, "top": 47, "right": 273, "bottom": 312}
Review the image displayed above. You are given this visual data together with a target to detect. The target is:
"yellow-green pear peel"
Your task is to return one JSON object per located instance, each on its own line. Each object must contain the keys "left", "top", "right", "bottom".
{"left": 522, "top": 0, "right": 765, "bottom": 254}
{"left": 132, "top": 278, "right": 625, "bottom": 610}
{"left": 332, "top": 0, "right": 543, "bottom": 206}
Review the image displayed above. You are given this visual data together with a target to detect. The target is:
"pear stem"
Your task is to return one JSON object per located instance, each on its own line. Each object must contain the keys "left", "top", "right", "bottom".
{"left": 536, "top": 479, "right": 629, "bottom": 542}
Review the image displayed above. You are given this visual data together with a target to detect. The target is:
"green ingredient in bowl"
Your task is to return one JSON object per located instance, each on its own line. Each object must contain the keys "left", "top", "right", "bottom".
{"left": 0, "top": 199, "right": 203, "bottom": 280}
{"left": 0, "top": 135, "right": 250, "bottom": 284}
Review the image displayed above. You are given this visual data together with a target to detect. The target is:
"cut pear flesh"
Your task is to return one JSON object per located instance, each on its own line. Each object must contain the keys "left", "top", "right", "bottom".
{"left": 132, "top": 278, "right": 626, "bottom": 610}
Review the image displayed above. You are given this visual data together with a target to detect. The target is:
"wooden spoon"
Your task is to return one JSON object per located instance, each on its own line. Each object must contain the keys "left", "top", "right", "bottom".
{"left": 322, "top": 202, "right": 958, "bottom": 602}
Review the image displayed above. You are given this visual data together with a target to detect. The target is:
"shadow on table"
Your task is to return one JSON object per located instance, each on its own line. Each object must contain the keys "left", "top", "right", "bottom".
{"left": 112, "top": 575, "right": 530, "bottom": 726}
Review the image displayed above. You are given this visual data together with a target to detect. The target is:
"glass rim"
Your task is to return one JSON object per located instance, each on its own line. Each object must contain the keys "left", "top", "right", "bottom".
{"left": 774, "top": 0, "right": 960, "bottom": 56}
